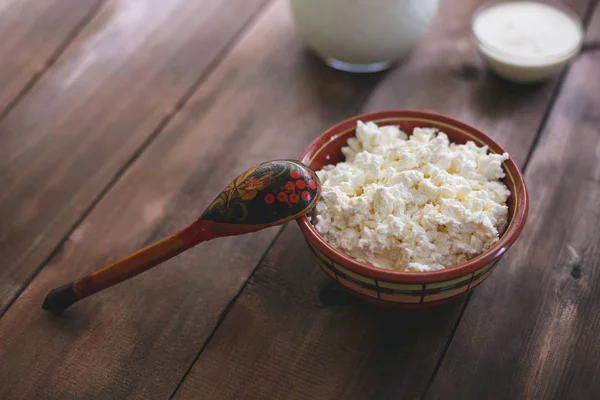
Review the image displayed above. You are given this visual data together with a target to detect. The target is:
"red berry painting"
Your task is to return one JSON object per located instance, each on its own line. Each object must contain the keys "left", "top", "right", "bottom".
{"left": 202, "top": 160, "right": 319, "bottom": 225}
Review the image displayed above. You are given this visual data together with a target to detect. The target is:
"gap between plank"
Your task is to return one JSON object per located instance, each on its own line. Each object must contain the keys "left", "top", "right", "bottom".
{"left": 0, "top": 0, "right": 273, "bottom": 318}
{"left": 420, "top": 0, "right": 600, "bottom": 397}
{"left": 421, "top": 292, "right": 472, "bottom": 400}
{"left": 0, "top": 0, "right": 107, "bottom": 125}
{"left": 523, "top": 0, "right": 599, "bottom": 172}
{"left": 581, "top": 40, "right": 600, "bottom": 52}
{"left": 168, "top": 225, "right": 287, "bottom": 400}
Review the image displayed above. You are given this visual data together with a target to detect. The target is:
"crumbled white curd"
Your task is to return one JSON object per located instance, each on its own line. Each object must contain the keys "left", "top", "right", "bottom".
{"left": 313, "top": 121, "right": 511, "bottom": 272}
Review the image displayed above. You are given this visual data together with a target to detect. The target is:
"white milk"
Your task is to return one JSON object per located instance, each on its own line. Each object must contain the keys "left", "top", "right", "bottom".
{"left": 290, "top": 0, "right": 439, "bottom": 72}
{"left": 472, "top": 1, "right": 583, "bottom": 83}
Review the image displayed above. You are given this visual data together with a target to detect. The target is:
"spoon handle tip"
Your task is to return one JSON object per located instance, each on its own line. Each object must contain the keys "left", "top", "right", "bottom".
{"left": 42, "top": 282, "right": 78, "bottom": 315}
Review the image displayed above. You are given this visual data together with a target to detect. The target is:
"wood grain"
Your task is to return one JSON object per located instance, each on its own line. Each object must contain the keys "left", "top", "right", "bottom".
{"left": 0, "top": 0, "right": 268, "bottom": 312}
{"left": 0, "top": 0, "right": 103, "bottom": 113}
{"left": 0, "top": 1, "right": 382, "bottom": 398}
{"left": 175, "top": 224, "right": 466, "bottom": 400}
{"left": 426, "top": 4, "right": 600, "bottom": 399}
{"left": 172, "top": 0, "right": 596, "bottom": 399}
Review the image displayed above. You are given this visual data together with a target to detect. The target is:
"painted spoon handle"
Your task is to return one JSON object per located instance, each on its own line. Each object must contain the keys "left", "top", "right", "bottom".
{"left": 41, "top": 160, "right": 320, "bottom": 315}
{"left": 42, "top": 219, "right": 211, "bottom": 314}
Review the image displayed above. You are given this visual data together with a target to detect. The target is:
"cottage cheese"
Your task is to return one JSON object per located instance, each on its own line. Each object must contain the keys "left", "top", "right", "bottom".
{"left": 313, "top": 121, "right": 511, "bottom": 272}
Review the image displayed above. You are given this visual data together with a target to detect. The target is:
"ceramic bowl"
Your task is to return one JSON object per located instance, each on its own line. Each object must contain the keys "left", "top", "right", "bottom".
{"left": 297, "top": 110, "right": 529, "bottom": 307}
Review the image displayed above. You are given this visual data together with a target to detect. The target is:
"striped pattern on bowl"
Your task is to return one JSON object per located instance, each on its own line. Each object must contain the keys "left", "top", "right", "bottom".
{"left": 306, "top": 240, "right": 498, "bottom": 304}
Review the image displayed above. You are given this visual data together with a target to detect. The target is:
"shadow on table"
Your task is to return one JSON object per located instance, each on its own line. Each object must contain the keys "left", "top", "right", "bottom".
{"left": 318, "top": 278, "right": 464, "bottom": 321}
{"left": 470, "top": 68, "right": 551, "bottom": 119}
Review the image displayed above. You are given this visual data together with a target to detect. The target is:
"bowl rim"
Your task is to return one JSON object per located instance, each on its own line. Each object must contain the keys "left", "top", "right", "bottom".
{"left": 296, "top": 109, "right": 529, "bottom": 283}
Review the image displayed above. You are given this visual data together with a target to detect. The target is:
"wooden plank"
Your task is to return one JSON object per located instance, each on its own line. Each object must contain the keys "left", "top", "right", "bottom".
{"left": 426, "top": 5, "right": 600, "bottom": 399}
{"left": 172, "top": 0, "right": 595, "bottom": 399}
{"left": 0, "top": 0, "right": 102, "bottom": 113}
{"left": 588, "top": 0, "right": 600, "bottom": 40}
{"left": 0, "top": 0, "right": 268, "bottom": 312}
{"left": 0, "top": 1, "right": 382, "bottom": 399}
{"left": 176, "top": 224, "right": 468, "bottom": 400}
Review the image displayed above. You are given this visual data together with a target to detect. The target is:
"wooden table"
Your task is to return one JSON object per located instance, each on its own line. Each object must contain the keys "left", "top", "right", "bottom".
{"left": 1, "top": 0, "right": 599, "bottom": 398}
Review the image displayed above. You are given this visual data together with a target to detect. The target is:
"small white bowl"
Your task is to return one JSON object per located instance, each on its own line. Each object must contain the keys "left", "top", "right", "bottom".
{"left": 471, "top": 1, "right": 584, "bottom": 84}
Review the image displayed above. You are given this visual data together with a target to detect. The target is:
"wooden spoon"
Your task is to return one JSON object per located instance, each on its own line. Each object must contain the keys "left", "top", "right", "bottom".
{"left": 42, "top": 160, "right": 320, "bottom": 314}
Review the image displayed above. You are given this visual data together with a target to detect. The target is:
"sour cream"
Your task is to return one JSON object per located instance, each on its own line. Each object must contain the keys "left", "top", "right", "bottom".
{"left": 472, "top": 1, "right": 583, "bottom": 83}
